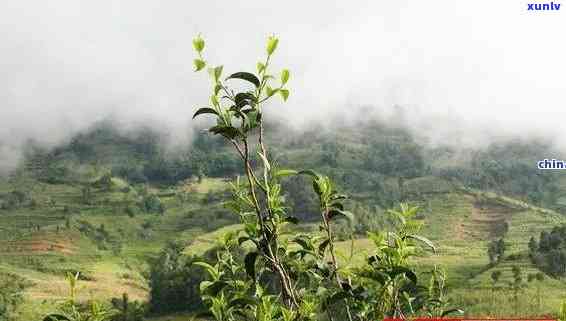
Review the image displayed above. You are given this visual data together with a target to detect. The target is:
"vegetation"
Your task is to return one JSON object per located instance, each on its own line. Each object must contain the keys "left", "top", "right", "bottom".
{"left": 530, "top": 225, "right": 566, "bottom": 276}
{"left": 0, "top": 35, "right": 564, "bottom": 321}
{"left": 188, "top": 35, "right": 460, "bottom": 321}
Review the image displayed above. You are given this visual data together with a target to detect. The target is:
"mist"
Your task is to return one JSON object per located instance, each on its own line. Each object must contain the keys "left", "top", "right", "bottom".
{"left": 1, "top": 0, "right": 566, "bottom": 172}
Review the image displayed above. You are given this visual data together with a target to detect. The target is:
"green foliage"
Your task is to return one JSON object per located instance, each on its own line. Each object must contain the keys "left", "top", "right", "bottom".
{"left": 363, "top": 138, "right": 425, "bottom": 179}
{"left": 140, "top": 195, "right": 165, "bottom": 215}
{"left": 43, "top": 272, "right": 115, "bottom": 321}
{"left": 0, "top": 275, "right": 25, "bottom": 321}
{"left": 191, "top": 35, "right": 456, "bottom": 321}
{"left": 487, "top": 238, "right": 506, "bottom": 265}
{"left": 148, "top": 242, "right": 205, "bottom": 314}
{"left": 530, "top": 225, "right": 566, "bottom": 276}
{"left": 110, "top": 293, "right": 146, "bottom": 321}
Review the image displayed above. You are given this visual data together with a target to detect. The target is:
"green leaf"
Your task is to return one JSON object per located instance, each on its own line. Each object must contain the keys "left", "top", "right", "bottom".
{"left": 390, "top": 266, "right": 418, "bottom": 284}
{"left": 193, "top": 59, "right": 206, "bottom": 71}
{"left": 326, "top": 291, "right": 350, "bottom": 307}
{"left": 328, "top": 209, "right": 354, "bottom": 222}
{"left": 43, "top": 314, "right": 71, "bottom": 321}
{"left": 193, "top": 261, "right": 219, "bottom": 279}
{"left": 202, "top": 280, "right": 228, "bottom": 296}
{"left": 238, "top": 236, "right": 253, "bottom": 246}
{"left": 266, "top": 86, "right": 279, "bottom": 98}
{"left": 441, "top": 309, "right": 465, "bottom": 317}
{"left": 192, "top": 35, "right": 205, "bottom": 52}
{"left": 279, "top": 89, "right": 289, "bottom": 101}
{"left": 235, "top": 92, "right": 257, "bottom": 108}
{"left": 330, "top": 193, "right": 349, "bottom": 201}
{"left": 312, "top": 179, "right": 322, "bottom": 196}
{"left": 192, "top": 107, "right": 219, "bottom": 119}
{"left": 273, "top": 169, "right": 298, "bottom": 178}
{"left": 210, "top": 94, "right": 219, "bottom": 107}
{"left": 280, "top": 69, "right": 290, "bottom": 85}
{"left": 330, "top": 202, "right": 344, "bottom": 211}
{"left": 257, "top": 62, "right": 266, "bottom": 74}
{"left": 404, "top": 234, "right": 436, "bottom": 253}
{"left": 209, "top": 125, "right": 241, "bottom": 139}
{"left": 229, "top": 106, "right": 249, "bottom": 120}
{"left": 244, "top": 110, "right": 260, "bottom": 131}
{"left": 214, "top": 66, "right": 223, "bottom": 82}
{"left": 294, "top": 237, "right": 313, "bottom": 250}
{"left": 318, "top": 238, "right": 330, "bottom": 256}
{"left": 284, "top": 216, "right": 299, "bottom": 224}
{"left": 367, "top": 255, "right": 381, "bottom": 265}
{"left": 214, "top": 84, "right": 222, "bottom": 96}
{"left": 226, "top": 72, "right": 260, "bottom": 88}
{"left": 266, "top": 36, "right": 279, "bottom": 55}
{"left": 230, "top": 297, "right": 258, "bottom": 308}
{"left": 298, "top": 169, "right": 320, "bottom": 179}
{"left": 244, "top": 252, "right": 259, "bottom": 282}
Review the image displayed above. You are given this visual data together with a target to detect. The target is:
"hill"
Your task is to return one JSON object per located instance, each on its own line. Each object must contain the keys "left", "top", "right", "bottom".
{"left": 2, "top": 119, "right": 566, "bottom": 319}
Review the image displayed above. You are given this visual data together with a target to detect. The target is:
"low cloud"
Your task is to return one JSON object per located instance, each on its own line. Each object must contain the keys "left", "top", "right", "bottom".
{"left": 1, "top": 0, "right": 565, "bottom": 171}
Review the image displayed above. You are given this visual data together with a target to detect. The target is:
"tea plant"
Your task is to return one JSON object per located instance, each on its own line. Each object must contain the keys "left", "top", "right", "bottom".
{"left": 191, "top": 35, "right": 458, "bottom": 321}
{"left": 42, "top": 272, "right": 114, "bottom": 321}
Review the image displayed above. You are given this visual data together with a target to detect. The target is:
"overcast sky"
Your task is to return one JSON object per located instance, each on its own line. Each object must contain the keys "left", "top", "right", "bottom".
{"left": 1, "top": 0, "right": 566, "bottom": 169}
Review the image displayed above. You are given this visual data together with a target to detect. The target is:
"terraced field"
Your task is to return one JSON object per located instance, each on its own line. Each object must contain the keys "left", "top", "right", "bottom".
{"left": 2, "top": 174, "right": 566, "bottom": 319}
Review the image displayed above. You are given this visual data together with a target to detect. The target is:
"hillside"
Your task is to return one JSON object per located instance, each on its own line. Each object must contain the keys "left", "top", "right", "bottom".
{"left": 0, "top": 175, "right": 234, "bottom": 321}
{"left": 2, "top": 120, "right": 566, "bottom": 319}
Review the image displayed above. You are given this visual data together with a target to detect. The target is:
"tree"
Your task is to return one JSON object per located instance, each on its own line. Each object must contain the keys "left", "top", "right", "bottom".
{"left": 490, "top": 270, "right": 502, "bottom": 313}
{"left": 511, "top": 265, "right": 523, "bottom": 315}
{"left": 487, "top": 238, "right": 506, "bottom": 264}
{"left": 528, "top": 236, "right": 538, "bottom": 255}
{"left": 490, "top": 270, "right": 501, "bottom": 285}
{"left": 148, "top": 242, "right": 204, "bottom": 314}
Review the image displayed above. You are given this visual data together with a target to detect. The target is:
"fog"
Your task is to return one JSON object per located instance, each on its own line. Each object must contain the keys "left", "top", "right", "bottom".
{"left": 1, "top": 0, "right": 565, "bottom": 171}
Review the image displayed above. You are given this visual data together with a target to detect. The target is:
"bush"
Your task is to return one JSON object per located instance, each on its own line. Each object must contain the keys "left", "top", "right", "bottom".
{"left": 188, "top": 35, "right": 458, "bottom": 321}
{"left": 148, "top": 242, "right": 205, "bottom": 314}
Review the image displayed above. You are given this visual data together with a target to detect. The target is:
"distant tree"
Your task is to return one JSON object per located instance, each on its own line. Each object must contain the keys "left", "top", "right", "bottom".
{"left": 487, "top": 238, "right": 506, "bottom": 264}
{"left": 141, "top": 195, "right": 164, "bottom": 215}
{"left": 491, "top": 270, "right": 501, "bottom": 285}
{"left": 148, "top": 242, "right": 204, "bottom": 314}
{"left": 528, "top": 236, "right": 538, "bottom": 254}
{"left": 81, "top": 185, "right": 93, "bottom": 205}
{"left": 510, "top": 265, "right": 523, "bottom": 314}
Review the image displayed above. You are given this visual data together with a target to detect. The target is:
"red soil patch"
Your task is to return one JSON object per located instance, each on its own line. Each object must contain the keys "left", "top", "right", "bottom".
{"left": 0, "top": 238, "right": 77, "bottom": 255}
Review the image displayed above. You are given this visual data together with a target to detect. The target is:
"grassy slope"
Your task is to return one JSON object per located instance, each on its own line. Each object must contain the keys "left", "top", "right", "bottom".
{"left": 336, "top": 188, "right": 566, "bottom": 317}
{"left": 3, "top": 173, "right": 566, "bottom": 319}
{"left": 0, "top": 177, "right": 231, "bottom": 321}
{"left": 166, "top": 182, "right": 566, "bottom": 317}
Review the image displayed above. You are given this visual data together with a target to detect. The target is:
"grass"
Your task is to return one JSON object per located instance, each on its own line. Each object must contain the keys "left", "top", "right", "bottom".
{"left": 3, "top": 174, "right": 566, "bottom": 320}
{"left": 0, "top": 177, "right": 234, "bottom": 321}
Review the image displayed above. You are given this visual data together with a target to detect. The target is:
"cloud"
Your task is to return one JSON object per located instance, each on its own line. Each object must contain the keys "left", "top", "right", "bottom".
{"left": 1, "top": 0, "right": 565, "bottom": 170}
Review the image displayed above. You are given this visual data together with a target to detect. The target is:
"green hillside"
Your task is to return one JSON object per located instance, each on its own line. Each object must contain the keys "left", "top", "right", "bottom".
{"left": 2, "top": 120, "right": 566, "bottom": 320}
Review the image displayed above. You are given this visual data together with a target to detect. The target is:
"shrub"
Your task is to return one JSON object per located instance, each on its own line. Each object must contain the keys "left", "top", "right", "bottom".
{"left": 189, "top": 35, "right": 459, "bottom": 321}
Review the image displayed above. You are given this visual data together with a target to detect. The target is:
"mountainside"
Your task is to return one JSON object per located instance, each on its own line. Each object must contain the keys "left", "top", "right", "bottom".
{"left": 2, "top": 119, "right": 566, "bottom": 320}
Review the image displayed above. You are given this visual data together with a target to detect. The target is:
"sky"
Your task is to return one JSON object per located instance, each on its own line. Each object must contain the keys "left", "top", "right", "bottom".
{"left": 1, "top": 0, "right": 566, "bottom": 170}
